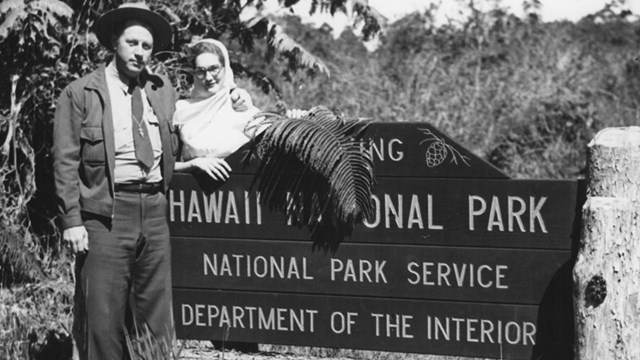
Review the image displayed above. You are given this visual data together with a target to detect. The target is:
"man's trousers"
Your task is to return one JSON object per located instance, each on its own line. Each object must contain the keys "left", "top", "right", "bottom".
{"left": 73, "top": 191, "right": 173, "bottom": 360}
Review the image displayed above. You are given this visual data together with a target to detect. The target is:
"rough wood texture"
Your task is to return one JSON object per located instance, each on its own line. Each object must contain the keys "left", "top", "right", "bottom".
{"left": 586, "top": 126, "right": 640, "bottom": 201}
{"left": 574, "top": 127, "right": 640, "bottom": 360}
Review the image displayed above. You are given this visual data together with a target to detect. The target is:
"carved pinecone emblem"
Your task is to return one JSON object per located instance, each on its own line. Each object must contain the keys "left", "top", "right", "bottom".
{"left": 425, "top": 141, "right": 447, "bottom": 167}
{"left": 419, "top": 128, "right": 471, "bottom": 168}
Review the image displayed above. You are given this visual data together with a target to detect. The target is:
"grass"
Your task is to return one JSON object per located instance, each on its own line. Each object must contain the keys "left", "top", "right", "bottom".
{"left": 125, "top": 321, "right": 186, "bottom": 360}
{"left": 0, "top": 278, "right": 74, "bottom": 359}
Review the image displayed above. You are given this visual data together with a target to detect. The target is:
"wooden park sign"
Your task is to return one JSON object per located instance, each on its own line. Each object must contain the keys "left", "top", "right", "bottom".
{"left": 169, "top": 123, "right": 582, "bottom": 359}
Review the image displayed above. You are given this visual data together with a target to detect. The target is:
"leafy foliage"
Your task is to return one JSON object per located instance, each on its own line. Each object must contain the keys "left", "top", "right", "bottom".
{"left": 0, "top": 0, "right": 83, "bottom": 291}
{"left": 0, "top": 277, "right": 74, "bottom": 359}
{"left": 267, "top": 3, "right": 639, "bottom": 179}
{"left": 245, "top": 106, "right": 374, "bottom": 249}
{"left": 152, "top": 0, "right": 380, "bottom": 96}
{"left": 489, "top": 93, "right": 597, "bottom": 178}
{"left": 243, "top": 14, "right": 330, "bottom": 79}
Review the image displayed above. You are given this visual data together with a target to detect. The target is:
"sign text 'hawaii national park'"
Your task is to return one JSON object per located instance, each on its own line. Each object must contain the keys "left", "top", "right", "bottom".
{"left": 170, "top": 123, "right": 581, "bottom": 359}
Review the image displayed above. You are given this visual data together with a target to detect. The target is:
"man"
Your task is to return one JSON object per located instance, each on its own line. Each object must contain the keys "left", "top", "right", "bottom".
{"left": 52, "top": 3, "right": 249, "bottom": 358}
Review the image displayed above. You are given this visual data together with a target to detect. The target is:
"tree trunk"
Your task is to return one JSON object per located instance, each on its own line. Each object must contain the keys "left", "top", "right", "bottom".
{"left": 573, "top": 127, "right": 640, "bottom": 360}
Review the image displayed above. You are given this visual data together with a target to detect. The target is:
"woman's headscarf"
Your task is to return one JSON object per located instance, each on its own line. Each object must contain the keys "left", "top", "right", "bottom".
{"left": 173, "top": 38, "right": 259, "bottom": 161}
{"left": 190, "top": 38, "right": 236, "bottom": 90}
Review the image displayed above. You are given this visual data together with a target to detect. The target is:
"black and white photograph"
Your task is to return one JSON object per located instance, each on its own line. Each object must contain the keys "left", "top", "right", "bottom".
{"left": 1, "top": 0, "right": 639, "bottom": 359}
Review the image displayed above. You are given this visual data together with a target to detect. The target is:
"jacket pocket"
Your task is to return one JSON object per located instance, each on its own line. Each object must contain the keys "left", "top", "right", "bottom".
{"left": 80, "top": 127, "right": 105, "bottom": 165}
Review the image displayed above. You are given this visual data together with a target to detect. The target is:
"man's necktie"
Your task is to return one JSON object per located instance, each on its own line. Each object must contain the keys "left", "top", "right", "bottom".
{"left": 130, "top": 79, "right": 154, "bottom": 169}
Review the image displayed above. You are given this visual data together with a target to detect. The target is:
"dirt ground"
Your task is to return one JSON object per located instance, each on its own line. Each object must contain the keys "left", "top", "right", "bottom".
{"left": 181, "top": 347, "right": 355, "bottom": 360}
{"left": 180, "top": 343, "right": 356, "bottom": 360}
{"left": 178, "top": 342, "right": 476, "bottom": 360}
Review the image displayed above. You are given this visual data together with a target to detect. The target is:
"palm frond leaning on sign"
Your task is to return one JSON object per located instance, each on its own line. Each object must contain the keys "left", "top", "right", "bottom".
{"left": 244, "top": 106, "right": 375, "bottom": 250}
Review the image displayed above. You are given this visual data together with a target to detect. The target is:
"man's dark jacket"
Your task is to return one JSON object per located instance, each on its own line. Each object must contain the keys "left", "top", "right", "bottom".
{"left": 53, "top": 65, "right": 179, "bottom": 230}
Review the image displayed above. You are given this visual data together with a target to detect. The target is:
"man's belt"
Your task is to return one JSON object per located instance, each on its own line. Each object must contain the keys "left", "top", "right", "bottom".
{"left": 114, "top": 182, "right": 163, "bottom": 194}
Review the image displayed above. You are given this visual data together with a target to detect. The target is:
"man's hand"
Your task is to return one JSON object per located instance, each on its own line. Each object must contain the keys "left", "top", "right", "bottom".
{"left": 190, "top": 157, "right": 231, "bottom": 181}
{"left": 63, "top": 225, "right": 88, "bottom": 254}
{"left": 230, "top": 88, "right": 253, "bottom": 112}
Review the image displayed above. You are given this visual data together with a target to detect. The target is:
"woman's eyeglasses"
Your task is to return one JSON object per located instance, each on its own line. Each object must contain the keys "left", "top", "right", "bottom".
{"left": 194, "top": 65, "right": 223, "bottom": 79}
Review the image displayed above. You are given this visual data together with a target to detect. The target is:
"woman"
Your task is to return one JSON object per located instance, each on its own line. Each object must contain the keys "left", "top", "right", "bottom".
{"left": 173, "top": 39, "right": 260, "bottom": 180}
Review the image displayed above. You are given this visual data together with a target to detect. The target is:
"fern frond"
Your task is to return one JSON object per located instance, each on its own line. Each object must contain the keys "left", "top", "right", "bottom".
{"left": 247, "top": 106, "right": 374, "bottom": 248}
{"left": 243, "top": 16, "right": 330, "bottom": 77}
{"left": 269, "top": 24, "right": 330, "bottom": 76}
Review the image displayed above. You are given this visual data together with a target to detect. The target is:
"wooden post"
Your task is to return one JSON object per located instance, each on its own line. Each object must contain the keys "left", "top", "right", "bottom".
{"left": 574, "top": 127, "right": 640, "bottom": 359}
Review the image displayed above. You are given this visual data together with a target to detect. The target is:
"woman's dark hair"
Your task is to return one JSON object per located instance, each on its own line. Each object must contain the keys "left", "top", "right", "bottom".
{"left": 189, "top": 41, "right": 225, "bottom": 68}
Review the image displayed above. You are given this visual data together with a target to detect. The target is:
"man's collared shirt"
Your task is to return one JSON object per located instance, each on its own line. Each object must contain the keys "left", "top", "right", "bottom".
{"left": 105, "top": 61, "right": 162, "bottom": 183}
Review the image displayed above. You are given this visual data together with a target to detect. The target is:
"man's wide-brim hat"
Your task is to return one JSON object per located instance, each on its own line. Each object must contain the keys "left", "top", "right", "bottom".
{"left": 93, "top": 2, "right": 172, "bottom": 52}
